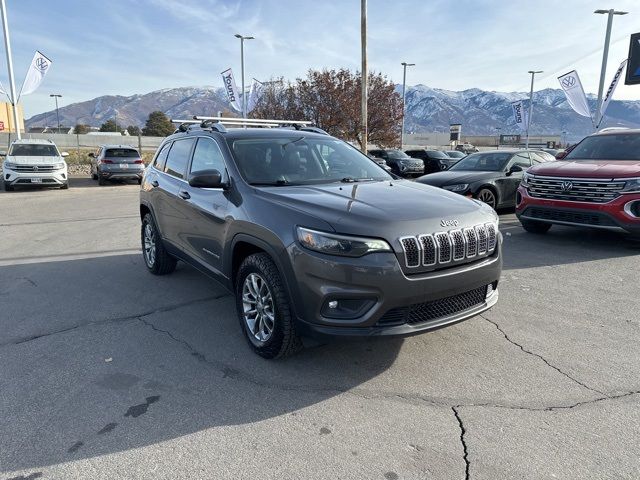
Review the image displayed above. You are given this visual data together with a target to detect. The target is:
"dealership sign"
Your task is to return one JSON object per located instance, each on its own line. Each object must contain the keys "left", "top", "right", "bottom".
{"left": 500, "top": 134, "right": 521, "bottom": 145}
{"left": 449, "top": 123, "right": 461, "bottom": 142}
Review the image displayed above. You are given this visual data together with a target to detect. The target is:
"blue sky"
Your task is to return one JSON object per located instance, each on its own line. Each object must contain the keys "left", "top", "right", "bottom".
{"left": 3, "top": 0, "right": 639, "bottom": 117}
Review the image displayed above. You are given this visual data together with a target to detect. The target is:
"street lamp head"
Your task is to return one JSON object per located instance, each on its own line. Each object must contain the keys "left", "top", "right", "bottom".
{"left": 235, "top": 34, "right": 254, "bottom": 40}
{"left": 594, "top": 9, "right": 628, "bottom": 15}
{"left": 401, "top": 62, "right": 415, "bottom": 67}
{"left": 49, "top": 94, "right": 62, "bottom": 97}
{"left": 234, "top": 33, "right": 242, "bottom": 38}
{"left": 528, "top": 70, "right": 543, "bottom": 74}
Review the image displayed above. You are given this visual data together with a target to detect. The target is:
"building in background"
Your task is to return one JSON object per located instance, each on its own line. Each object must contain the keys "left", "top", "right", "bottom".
{"left": 0, "top": 102, "right": 25, "bottom": 133}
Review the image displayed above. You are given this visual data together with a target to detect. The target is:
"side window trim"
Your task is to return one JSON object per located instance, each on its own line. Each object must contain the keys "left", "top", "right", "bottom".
{"left": 164, "top": 137, "right": 196, "bottom": 180}
{"left": 187, "top": 136, "right": 229, "bottom": 181}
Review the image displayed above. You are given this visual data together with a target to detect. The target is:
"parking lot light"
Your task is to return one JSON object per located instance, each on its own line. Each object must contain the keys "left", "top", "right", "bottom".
{"left": 401, "top": 62, "right": 415, "bottom": 149}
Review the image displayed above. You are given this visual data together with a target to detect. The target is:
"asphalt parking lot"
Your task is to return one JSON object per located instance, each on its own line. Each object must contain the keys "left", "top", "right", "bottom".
{"left": 1, "top": 178, "right": 639, "bottom": 480}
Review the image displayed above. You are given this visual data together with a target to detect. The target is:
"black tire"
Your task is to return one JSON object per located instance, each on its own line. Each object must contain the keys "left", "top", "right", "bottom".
{"left": 92, "top": 171, "right": 98, "bottom": 180}
{"left": 476, "top": 187, "right": 497, "bottom": 209}
{"left": 141, "top": 213, "right": 176, "bottom": 275}
{"left": 98, "top": 176, "right": 107, "bottom": 186}
{"left": 235, "top": 253, "right": 302, "bottom": 359}
{"left": 520, "top": 219, "right": 552, "bottom": 234}
{"left": 137, "top": 178, "right": 142, "bottom": 185}
{"left": 60, "top": 182, "right": 69, "bottom": 190}
{"left": 4, "top": 182, "right": 14, "bottom": 191}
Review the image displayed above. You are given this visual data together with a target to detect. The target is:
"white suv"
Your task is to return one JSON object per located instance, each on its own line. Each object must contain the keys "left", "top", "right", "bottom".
{"left": 2, "top": 139, "right": 69, "bottom": 191}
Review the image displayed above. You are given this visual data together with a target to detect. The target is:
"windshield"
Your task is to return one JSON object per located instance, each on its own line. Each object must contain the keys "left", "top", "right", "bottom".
{"left": 9, "top": 144, "right": 58, "bottom": 156}
{"left": 426, "top": 150, "right": 450, "bottom": 159}
{"left": 565, "top": 134, "right": 640, "bottom": 161}
{"left": 449, "top": 152, "right": 511, "bottom": 171}
{"left": 446, "top": 151, "right": 465, "bottom": 158}
{"left": 105, "top": 148, "right": 139, "bottom": 158}
{"left": 386, "top": 150, "right": 411, "bottom": 160}
{"left": 231, "top": 137, "right": 393, "bottom": 186}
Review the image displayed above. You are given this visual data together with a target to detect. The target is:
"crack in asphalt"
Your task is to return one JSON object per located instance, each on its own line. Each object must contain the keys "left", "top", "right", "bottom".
{"left": 480, "top": 314, "right": 606, "bottom": 395}
{"left": 0, "top": 214, "right": 139, "bottom": 228}
{"left": 0, "top": 294, "right": 228, "bottom": 348}
{"left": 452, "top": 407, "right": 470, "bottom": 480}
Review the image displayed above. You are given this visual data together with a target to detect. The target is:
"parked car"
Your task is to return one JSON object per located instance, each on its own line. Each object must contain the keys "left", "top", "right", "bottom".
{"left": 540, "top": 148, "right": 561, "bottom": 157}
{"left": 367, "top": 154, "right": 393, "bottom": 173}
{"left": 1, "top": 139, "right": 69, "bottom": 191}
{"left": 405, "top": 149, "right": 458, "bottom": 174}
{"left": 367, "top": 149, "right": 424, "bottom": 177}
{"left": 455, "top": 143, "right": 479, "bottom": 154}
{"left": 416, "top": 150, "right": 552, "bottom": 209}
{"left": 89, "top": 145, "right": 144, "bottom": 185}
{"left": 445, "top": 150, "right": 466, "bottom": 160}
{"left": 535, "top": 150, "right": 557, "bottom": 162}
{"left": 140, "top": 123, "right": 502, "bottom": 358}
{"left": 516, "top": 129, "right": 640, "bottom": 237}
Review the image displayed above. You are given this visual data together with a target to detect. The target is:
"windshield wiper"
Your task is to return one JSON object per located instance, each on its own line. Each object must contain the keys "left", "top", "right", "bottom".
{"left": 249, "top": 179, "right": 293, "bottom": 187}
{"left": 339, "top": 177, "right": 376, "bottom": 183}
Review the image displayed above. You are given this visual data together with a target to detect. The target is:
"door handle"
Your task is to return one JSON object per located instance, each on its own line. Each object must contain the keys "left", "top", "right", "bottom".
{"left": 178, "top": 190, "right": 191, "bottom": 200}
{"left": 151, "top": 180, "right": 159, "bottom": 187}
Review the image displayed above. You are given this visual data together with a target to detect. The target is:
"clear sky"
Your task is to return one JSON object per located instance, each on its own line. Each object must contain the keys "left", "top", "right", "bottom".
{"left": 3, "top": 0, "right": 639, "bottom": 117}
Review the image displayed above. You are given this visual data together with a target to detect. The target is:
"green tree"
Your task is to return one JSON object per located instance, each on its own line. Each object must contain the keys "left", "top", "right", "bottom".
{"left": 126, "top": 125, "right": 141, "bottom": 136}
{"left": 73, "top": 124, "right": 90, "bottom": 134}
{"left": 99, "top": 119, "right": 119, "bottom": 133}
{"left": 142, "top": 111, "right": 174, "bottom": 137}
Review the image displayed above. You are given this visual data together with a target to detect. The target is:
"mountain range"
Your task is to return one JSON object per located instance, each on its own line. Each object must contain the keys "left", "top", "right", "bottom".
{"left": 26, "top": 85, "right": 640, "bottom": 142}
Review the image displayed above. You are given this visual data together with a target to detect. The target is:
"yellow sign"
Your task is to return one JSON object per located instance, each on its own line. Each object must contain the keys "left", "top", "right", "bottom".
{"left": 0, "top": 103, "right": 25, "bottom": 133}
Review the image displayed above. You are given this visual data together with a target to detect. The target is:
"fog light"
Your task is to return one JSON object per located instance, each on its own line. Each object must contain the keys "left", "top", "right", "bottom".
{"left": 328, "top": 300, "right": 338, "bottom": 309}
{"left": 321, "top": 297, "right": 377, "bottom": 320}
{"left": 624, "top": 200, "right": 640, "bottom": 218}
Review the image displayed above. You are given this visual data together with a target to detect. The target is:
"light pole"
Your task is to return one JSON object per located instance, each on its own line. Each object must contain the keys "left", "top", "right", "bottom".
{"left": 495, "top": 127, "right": 501, "bottom": 150}
{"left": 525, "top": 70, "right": 542, "bottom": 149}
{"left": 400, "top": 62, "right": 415, "bottom": 149}
{"left": 361, "top": 0, "right": 367, "bottom": 154}
{"left": 594, "top": 9, "right": 628, "bottom": 126}
{"left": 235, "top": 34, "right": 254, "bottom": 119}
{"left": 0, "top": 0, "right": 20, "bottom": 139}
{"left": 50, "top": 94, "right": 62, "bottom": 133}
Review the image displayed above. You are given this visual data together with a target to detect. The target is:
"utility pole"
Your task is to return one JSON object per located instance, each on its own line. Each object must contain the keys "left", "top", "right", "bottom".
{"left": 0, "top": 0, "right": 20, "bottom": 139}
{"left": 400, "top": 62, "right": 415, "bottom": 149}
{"left": 50, "top": 94, "right": 62, "bottom": 133}
{"left": 235, "top": 34, "right": 254, "bottom": 120}
{"left": 360, "top": 0, "right": 367, "bottom": 154}
{"left": 594, "top": 9, "right": 628, "bottom": 127}
{"left": 525, "top": 70, "right": 542, "bottom": 149}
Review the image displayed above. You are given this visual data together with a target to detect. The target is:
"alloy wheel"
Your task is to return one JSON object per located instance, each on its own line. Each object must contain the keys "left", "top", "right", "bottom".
{"left": 478, "top": 189, "right": 496, "bottom": 209}
{"left": 242, "top": 273, "right": 275, "bottom": 344}
{"left": 143, "top": 222, "right": 156, "bottom": 267}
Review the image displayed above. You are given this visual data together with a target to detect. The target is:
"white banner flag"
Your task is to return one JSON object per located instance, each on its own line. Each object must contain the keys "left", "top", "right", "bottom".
{"left": 220, "top": 68, "right": 242, "bottom": 113}
{"left": 511, "top": 100, "right": 528, "bottom": 131}
{"left": 598, "top": 59, "right": 627, "bottom": 127}
{"left": 246, "top": 79, "right": 263, "bottom": 113}
{"left": 558, "top": 70, "right": 591, "bottom": 118}
{"left": 19, "top": 51, "right": 52, "bottom": 98}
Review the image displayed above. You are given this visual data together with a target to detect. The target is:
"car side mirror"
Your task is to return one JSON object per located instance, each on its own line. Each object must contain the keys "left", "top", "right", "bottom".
{"left": 188, "top": 169, "right": 226, "bottom": 189}
{"left": 555, "top": 151, "right": 567, "bottom": 160}
{"left": 61, "top": 152, "right": 69, "bottom": 157}
{"left": 88, "top": 152, "right": 95, "bottom": 158}
{"left": 507, "top": 164, "right": 523, "bottom": 176}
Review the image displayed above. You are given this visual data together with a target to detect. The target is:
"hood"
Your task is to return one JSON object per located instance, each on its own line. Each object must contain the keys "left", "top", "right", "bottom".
{"left": 7, "top": 155, "right": 64, "bottom": 165}
{"left": 255, "top": 180, "right": 496, "bottom": 238}
{"left": 417, "top": 170, "right": 499, "bottom": 187}
{"left": 529, "top": 160, "right": 640, "bottom": 179}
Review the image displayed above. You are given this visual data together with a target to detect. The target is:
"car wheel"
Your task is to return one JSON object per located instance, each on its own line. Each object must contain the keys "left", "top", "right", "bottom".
{"left": 141, "top": 213, "right": 177, "bottom": 275}
{"left": 236, "top": 253, "right": 302, "bottom": 359}
{"left": 476, "top": 188, "right": 497, "bottom": 209}
{"left": 92, "top": 171, "right": 98, "bottom": 180}
{"left": 520, "top": 219, "right": 552, "bottom": 234}
{"left": 98, "top": 175, "right": 107, "bottom": 186}
{"left": 60, "top": 182, "right": 69, "bottom": 190}
{"left": 4, "top": 181, "right": 14, "bottom": 191}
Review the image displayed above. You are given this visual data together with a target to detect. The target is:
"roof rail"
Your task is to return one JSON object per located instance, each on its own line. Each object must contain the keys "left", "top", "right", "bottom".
{"left": 193, "top": 116, "right": 313, "bottom": 128}
{"left": 598, "top": 127, "right": 628, "bottom": 133}
{"left": 170, "top": 118, "right": 227, "bottom": 134}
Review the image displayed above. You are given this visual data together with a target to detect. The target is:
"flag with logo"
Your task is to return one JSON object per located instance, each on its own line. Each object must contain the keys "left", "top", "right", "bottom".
{"left": 597, "top": 59, "right": 627, "bottom": 127}
{"left": 19, "top": 51, "right": 52, "bottom": 98}
{"left": 557, "top": 70, "right": 591, "bottom": 118}
{"left": 220, "top": 68, "right": 242, "bottom": 112}
{"left": 511, "top": 100, "right": 528, "bottom": 131}
{"left": 246, "top": 79, "right": 264, "bottom": 113}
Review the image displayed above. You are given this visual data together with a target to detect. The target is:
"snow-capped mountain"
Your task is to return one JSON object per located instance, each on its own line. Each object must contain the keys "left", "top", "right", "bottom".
{"left": 26, "top": 84, "right": 640, "bottom": 141}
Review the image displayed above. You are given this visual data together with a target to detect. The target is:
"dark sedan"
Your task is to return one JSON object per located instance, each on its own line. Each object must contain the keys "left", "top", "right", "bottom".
{"left": 416, "top": 150, "right": 551, "bottom": 209}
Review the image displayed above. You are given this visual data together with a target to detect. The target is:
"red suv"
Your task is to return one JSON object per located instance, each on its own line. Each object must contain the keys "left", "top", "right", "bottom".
{"left": 516, "top": 129, "right": 640, "bottom": 237}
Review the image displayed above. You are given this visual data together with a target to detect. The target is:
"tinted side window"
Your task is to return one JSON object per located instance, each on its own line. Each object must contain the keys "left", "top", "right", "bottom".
{"left": 153, "top": 143, "right": 171, "bottom": 171}
{"left": 190, "top": 138, "right": 226, "bottom": 179}
{"left": 164, "top": 138, "right": 195, "bottom": 179}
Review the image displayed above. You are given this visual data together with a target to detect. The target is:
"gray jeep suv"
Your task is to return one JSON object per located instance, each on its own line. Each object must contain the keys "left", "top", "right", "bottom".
{"left": 140, "top": 123, "right": 502, "bottom": 358}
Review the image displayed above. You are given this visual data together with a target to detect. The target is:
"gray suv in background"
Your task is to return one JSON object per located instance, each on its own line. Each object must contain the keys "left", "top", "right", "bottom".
{"left": 90, "top": 145, "right": 144, "bottom": 185}
{"left": 140, "top": 122, "right": 502, "bottom": 358}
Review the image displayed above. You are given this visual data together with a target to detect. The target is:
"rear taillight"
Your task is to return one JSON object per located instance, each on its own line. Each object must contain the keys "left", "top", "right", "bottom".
{"left": 134, "top": 160, "right": 143, "bottom": 164}
{"left": 100, "top": 159, "right": 113, "bottom": 164}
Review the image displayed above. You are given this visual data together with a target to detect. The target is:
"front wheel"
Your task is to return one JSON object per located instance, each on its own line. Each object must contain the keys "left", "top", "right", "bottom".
{"left": 60, "top": 182, "right": 69, "bottom": 190}
{"left": 235, "top": 253, "right": 302, "bottom": 359}
{"left": 476, "top": 188, "right": 497, "bottom": 209}
{"left": 141, "top": 213, "right": 176, "bottom": 275}
{"left": 520, "top": 219, "right": 552, "bottom": 234}
{"left": 4, "top": 181, "right": 14, "bottom": 191}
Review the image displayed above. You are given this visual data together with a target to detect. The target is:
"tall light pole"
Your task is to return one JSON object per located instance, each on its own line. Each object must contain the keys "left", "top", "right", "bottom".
{"left": 50, "top": 94, "right": 62, "bottom": 133}
{"left": 235, "top": 34, "right": 254, "bottom": 119}
{"left": 594, "top": 9, "right": 628, "bottom": 126}
{"left": 495, "top": 126, "right": 501, "bottom": 150}
{"left": 360, "top": 0, "right": 367, "bottom": 154}
{"left": 400, "top": 62, "right": 415, "bottom": 149}
{"left": 0, "top": 0, "right": 20, "bottom": 139}
{"left": 525, "top": 70, "right": 542, "bottom": 149}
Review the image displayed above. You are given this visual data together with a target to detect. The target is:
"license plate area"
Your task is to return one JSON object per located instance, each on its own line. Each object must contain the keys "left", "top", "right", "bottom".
{"left": 119, "top": 163, "right": 129, "bottom": 169}
{"left": 30, "top": 178, "right": 42, "bottom": 183}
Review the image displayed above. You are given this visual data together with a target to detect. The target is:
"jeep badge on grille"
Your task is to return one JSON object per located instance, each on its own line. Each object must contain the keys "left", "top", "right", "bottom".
{"left": 440, "top": 219, "right": 459, "bottom": 227}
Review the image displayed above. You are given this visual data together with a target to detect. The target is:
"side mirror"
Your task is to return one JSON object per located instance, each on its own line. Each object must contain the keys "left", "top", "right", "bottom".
{"left": 88, "top": 152, "right": 95, "bottom": 158}
{"left": 555, "top": 151, "right": 567, "bottom": 160}
{"left": 61, "top": 152, "right": 69, "bottom": 157}
{"left": 188, "top": 169, "right": 226, "bottom": 189}
{"left": 507, "top": 164, "right": 523, "bottom": 176}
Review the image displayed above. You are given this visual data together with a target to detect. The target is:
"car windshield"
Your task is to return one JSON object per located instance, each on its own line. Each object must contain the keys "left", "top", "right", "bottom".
{"left": 565, "top": 133, "right": 640, "bottom": 161}
{"left": 449, "top": 152, "right": 511, "bottom": 171}
{"left": 426, "top": 150, "right": 450, "bottom": 159}
{"left": 231, "top": 136, "right": 393, "bottom": 186}
{"left": 386, "top": 150, "right": 411, "bottom": 160}
{"left": 105, "top": 148, "right": 139, "bottom": 158}
{"left": 9, "top": 144, "right": 58, "bottom": 156}
{"left": 446, "top": 151, "right": 465, "bottom": 158}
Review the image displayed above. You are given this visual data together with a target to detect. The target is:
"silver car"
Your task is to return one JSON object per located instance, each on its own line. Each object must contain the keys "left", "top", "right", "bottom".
{"left": 90, "top": 145, "right": 144, "bottom": 185}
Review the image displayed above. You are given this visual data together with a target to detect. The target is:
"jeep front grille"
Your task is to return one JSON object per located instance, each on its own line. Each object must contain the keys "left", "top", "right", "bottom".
{"left": 399, "top": 222, "right": 498, "bottom": 270}
{"left": 527, "top": 176, "right": 625, "bottom": 203}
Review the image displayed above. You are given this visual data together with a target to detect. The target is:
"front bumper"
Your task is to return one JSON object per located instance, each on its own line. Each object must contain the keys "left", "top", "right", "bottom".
{"left": 284, "top": 239, "right": 502, "bottom": 339}
{"left": 398, "top": 164, "right": 424, "bottom": 176}
{"left": 3, "top": 167, "right": 68, "bottom": 186}
{"left": 516, "top": 186, "right": 640, "bottom": 234}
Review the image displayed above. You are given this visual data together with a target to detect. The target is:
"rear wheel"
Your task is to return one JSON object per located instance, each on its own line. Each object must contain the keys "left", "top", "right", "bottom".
{"left": 520, "top": 219, "right": 552, "bottom": 234}
{"left": 4, "top": 181, "right": 14, "bottom": 192}
{"left": 236, "top": 253, "right": 302, "bottom": 359}
{"left": 141, "top": 213, "right": 176, "bottom": 275}
{"left": 98, "top": 175, "right": 107, "bottom": 186}
{"left": 60, "top": 182, "right": 69, "bottom": 190}
{"left": 476, "top": 188, "right": 497, "bottom": 209}
{"left": 92, "top": 170, "right": 98, "bottom": 180}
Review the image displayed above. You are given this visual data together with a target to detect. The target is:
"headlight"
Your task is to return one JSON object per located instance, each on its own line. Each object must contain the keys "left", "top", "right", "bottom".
{"left": 3, "top": 161, "right": 16, "bottom": 170}
{"left": 442, "top": 183, "right": 469, "bottom": 192}
{"left": 54, "top": 162, "right": 66, "bottom": 170}
{"left": 618, "top": 177, "right": 640, "bottom": 194}
{"left": 521, "top": 172, "right": 532, "bottom": 187}
{"left": 296, "top": 226, "right": 392, "bottom": 257}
